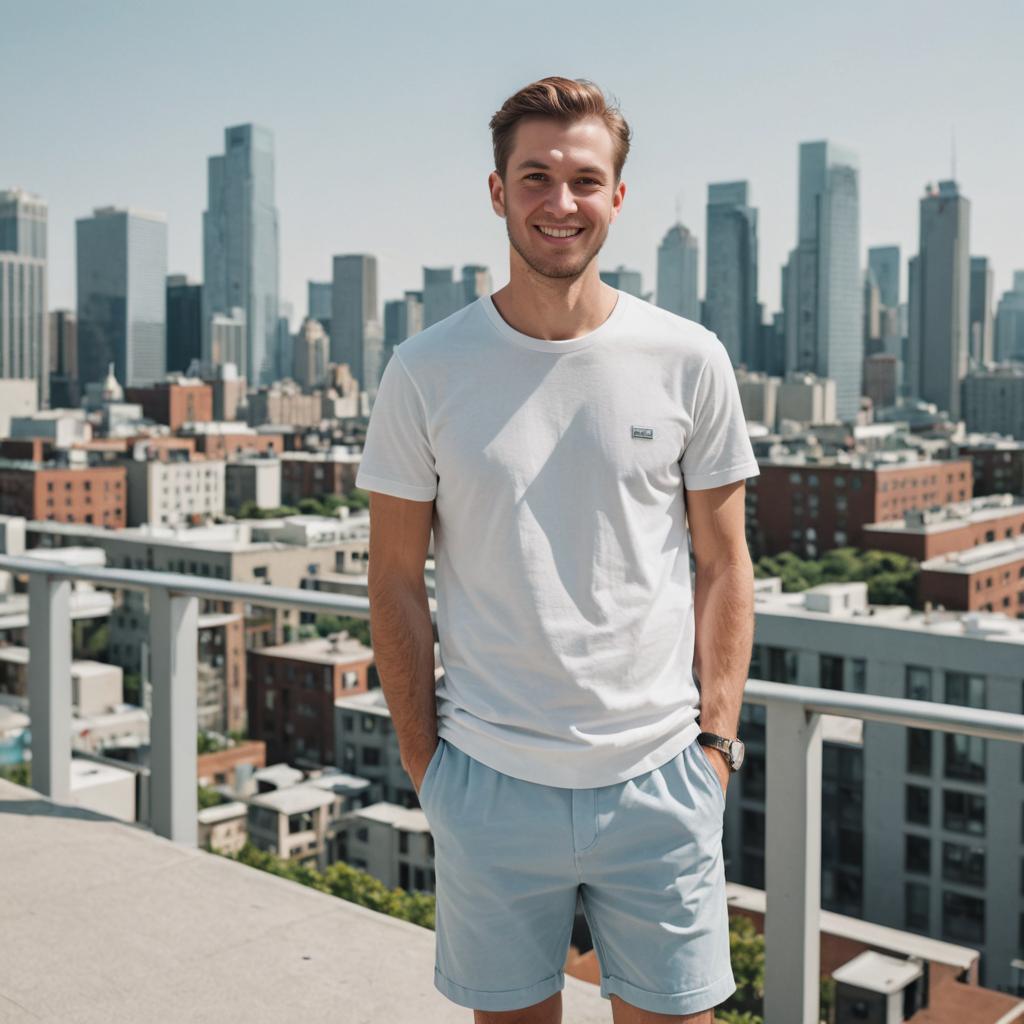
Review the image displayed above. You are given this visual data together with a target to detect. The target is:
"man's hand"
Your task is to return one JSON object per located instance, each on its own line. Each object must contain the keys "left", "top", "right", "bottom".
{"left": 406, "top": 740, "right": 439, "bottom": 798}
{"left": 699, "top": 743, "right": 730, "bottom": 798}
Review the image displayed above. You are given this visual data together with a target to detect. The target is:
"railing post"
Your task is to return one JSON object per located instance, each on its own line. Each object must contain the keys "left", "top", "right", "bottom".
{"left": 764, "top": 701, "right": 823, "bottom": 1024}
{"left": 28, "top": 574, "right": 72, "bottom": 802}
{"left": 149, "top": 586, "right": 198, "bottom": 846}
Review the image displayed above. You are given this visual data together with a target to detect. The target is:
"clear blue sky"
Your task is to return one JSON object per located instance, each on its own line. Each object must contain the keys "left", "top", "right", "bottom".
{"left": 2, "top": 0, "right": 1021, "bottom": 325}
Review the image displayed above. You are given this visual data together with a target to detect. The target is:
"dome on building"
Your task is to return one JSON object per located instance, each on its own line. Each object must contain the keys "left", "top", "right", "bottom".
{"left": 101, "top": 363, "right": 123, "bottom": 403}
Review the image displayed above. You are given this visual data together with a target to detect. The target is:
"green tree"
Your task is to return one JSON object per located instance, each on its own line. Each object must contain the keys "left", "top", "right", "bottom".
{"left": 197, "top": 785, "right": 225, "bottom": 810}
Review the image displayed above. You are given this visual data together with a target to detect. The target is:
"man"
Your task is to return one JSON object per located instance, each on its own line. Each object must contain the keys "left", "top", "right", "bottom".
{"left": 355, "top": 76, "right": 758, "bottom": 1023}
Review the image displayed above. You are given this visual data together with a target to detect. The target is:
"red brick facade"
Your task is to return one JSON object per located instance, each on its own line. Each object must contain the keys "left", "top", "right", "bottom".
{"left": 864, "top": 508, "right": 1024, "bottom": 561}
{"left": 125, "top": 382, "right": 214, "bottom": 431}
{"left": 0, "top": 463, "right": 127, "bottom": 527}
{"left": 746, "top": 460, "right": 973, "bottom": 558}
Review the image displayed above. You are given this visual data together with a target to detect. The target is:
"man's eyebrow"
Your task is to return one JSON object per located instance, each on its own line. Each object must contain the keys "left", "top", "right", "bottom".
{"left": 514, "top": 159, "right": 606, "bottom": 176}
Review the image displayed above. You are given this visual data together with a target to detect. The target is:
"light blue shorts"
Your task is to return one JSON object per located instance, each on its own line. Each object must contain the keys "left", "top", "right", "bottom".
{"left": 416, "top": 734, "right": 736, "bottom": 1015}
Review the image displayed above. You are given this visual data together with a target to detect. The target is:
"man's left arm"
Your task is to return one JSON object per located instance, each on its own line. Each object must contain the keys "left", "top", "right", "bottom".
{"left": 684, "top": 478, "right": 755, "bottom": 791}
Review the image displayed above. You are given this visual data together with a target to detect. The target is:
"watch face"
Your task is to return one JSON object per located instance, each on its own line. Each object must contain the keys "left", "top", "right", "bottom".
{"left": 729, "top": 739, "right": 746, "bottom": 771}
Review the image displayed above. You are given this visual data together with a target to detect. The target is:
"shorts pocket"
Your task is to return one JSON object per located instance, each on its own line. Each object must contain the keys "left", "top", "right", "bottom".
{"left": 418, "top": 737, "right": 446, "bottom": 809}
{"left": 688, "top": 739, "right": 726, "bottom": 813}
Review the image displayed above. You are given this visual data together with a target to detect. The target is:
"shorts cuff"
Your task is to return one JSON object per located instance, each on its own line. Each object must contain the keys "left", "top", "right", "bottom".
{"left": 434, "top": 964, "right": 565, "bottom": 1012}
{"left": 599, "top": 970, "right": 737, "bottom": 1015}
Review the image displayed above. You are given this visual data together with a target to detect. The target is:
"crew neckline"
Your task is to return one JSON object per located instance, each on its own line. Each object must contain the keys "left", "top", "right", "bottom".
{"left": 480, "top": 289, "right": 629, "bottom": 353}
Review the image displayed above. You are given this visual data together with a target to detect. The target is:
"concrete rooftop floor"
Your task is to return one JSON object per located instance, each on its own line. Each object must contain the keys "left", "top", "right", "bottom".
{"left": 0, "top": 778, "right": 610, "bottom": 1023}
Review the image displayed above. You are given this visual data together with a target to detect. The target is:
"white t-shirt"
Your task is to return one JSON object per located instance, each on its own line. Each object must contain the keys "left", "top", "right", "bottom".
{"left": 355, "top": 290, "right": 760, "bottom": 788}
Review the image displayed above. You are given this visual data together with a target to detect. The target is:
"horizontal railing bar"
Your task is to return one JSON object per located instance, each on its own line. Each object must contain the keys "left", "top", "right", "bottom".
{"left": 0, "top": 554, "right": 377, "bottom": 620}
{"left": 745, "top": 678, "right": 1024, "bottom": 744}
{"left": 3, "top": 554, "right": 1021, "bottom": 743}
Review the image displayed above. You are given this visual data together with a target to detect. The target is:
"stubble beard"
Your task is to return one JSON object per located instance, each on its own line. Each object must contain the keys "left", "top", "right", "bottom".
{"left": 506, "top": 219, "right": 608, "bottom": 281}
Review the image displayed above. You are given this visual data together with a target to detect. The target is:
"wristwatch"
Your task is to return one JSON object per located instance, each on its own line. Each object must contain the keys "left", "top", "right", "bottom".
{"left": 698, "top": 731, "right": 745, "bottom": 772}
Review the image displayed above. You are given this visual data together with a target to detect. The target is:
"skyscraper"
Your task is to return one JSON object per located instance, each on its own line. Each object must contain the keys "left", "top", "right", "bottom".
{"left": 462, "top": 265, "right": 492, "bottom": 306}
{"left": 422, "top": 267, "right": 464, "bottom": 328}
{"left": 968, "top": 256, "right": 994, "bottom": 367}
{"left": 331, "top": 254, "right": 381, "bottom": 393}
{"left": 166, "top": 275, "right": 202, "bottom": 374}
{"left": 48, "top": 310, "right": 77, "bottom": 407}
{"left": 307, "top": 280, "right": 332, "bottom": 336}
{"left": 76, "top": 206, "right": 167, "bottom": 389}
{"left": 655, "top": 224, "right": 699, "bottom": 320}
{"left": 203, "top": 124, "right": 280, "bottom": 386}
{"left": 704, "top": 182, "right": 758, "bottom": 367}
{"left": 384, "top": 290, "right": 424, "bottom": 370}
{"left": 784, "top": 141, "right": 862, "bottom": 420}
{"left": 907, "top": 181, "right": 970, "bottom": 417}
{"left": 602, "top": 266, "right": 646, "bottom": 300}
{"left": 995, "top": 271, "right": 1024, "bottom": 363}
{"left": 867, "top": 246, "right": 900, "bottom": 311}
{"left": 0, "top": 188, "right": 48, "bottom": 404}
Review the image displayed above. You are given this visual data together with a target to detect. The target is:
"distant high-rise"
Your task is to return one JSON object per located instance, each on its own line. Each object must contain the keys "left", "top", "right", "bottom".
{"left": 867, "top": 246, "right": 900, "bottom": 310}
{"left": 995, "top": 271, "right": 1024, "bottom": 363}
{"left": 704, "top": 182, "right": 758, "bottom": 367}
{"left": 384, "top": 290, "right": 424, "bottom": 370}
{"left": 308, "top": 280, "right": 332, "bottom": 336}
{"left": 331, "top": 255, "right": 380, "bottom": 393}
{"left": 462, "top": 265, "right": 492, "bottom": 306}
{"left": 0, "top": 187, "right": 46, "bottom": 259}
{"left": 907, "top": 180, "right": 970, "bottom": 418}
{"left": 206, "top": 308, "right": 246, "bottom": 374}
{"left": 784, "top": 141, "right": 862, "bottom": 420}
{"left": 602, "top": 265, "right": 646, "bottom": 300}
{"left": 48, "top": 310, "right": 77, "bottom": 407}
{"left": 76, "top": 206, "right": 167, "bottom": 389}
{"left": 292, "top": 317, "right": 329, "bottom": 389}
{"left": 655, "top": 225, "right": 699, "bottom": 320}
{"left": 203, "top": 124, "right": 280, "bottom": 386}
{"left": 968, "top": 256, "right": 994, "bottom": 367}
{"left": 166, "top": 275, "right": 202, "bottom": 374}
{"left": 0, "top": 188, "right": 49, "bottom": 405}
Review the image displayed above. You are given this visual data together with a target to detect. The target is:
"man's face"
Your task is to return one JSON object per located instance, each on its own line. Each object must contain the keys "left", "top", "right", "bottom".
{"left": 489, "top": 115, "right": 625, "bottom": 281}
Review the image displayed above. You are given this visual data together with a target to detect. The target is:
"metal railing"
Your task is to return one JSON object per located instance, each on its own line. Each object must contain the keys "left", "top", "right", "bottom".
{"left": 3, "top": 552, "right": 1023, "bottom": 1024}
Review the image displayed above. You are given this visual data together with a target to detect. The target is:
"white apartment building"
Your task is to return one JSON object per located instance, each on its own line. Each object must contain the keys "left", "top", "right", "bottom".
{"left": 125, "top": 452, "right": 226, "bottom": 527}
{"left": 735, "top": 577, "right": 1024, "bottom": 991}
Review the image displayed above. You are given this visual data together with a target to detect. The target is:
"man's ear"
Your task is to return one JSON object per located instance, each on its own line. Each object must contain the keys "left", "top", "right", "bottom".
{"left": 488, "top": 170, "right": 506, "bottom": 218}
{"left": 609, "top": 179, "right": 626, "bottom": 223}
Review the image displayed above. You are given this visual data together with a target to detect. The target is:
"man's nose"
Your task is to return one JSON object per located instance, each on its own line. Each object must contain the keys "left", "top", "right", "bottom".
{"left": 544, "top": 182, "right": 578, "bottom": 216}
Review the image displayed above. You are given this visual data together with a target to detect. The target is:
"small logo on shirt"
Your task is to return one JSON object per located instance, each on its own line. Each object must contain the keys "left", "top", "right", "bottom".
{"left": 631, "top": 425, "right": 655, "bottom": 440}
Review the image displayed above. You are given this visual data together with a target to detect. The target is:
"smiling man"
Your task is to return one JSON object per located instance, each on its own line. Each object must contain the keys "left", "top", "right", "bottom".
{"left": 355, "top": 77, "right": 759, "bottom": 1023}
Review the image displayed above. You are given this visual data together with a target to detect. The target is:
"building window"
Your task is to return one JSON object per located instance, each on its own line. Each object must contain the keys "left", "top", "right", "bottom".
{"left": 941, "top": 842, "right": 985, "bottom": 888}
{"left": 907, "top": 730, "right": 932, "bottom": 775}
{"left": 906, "top": 785, "right": 930, "bottom": 825}
{"left": 941, "top": 892, "right": 985, "bottom": 944}
{"left": 361, "top": 714, "right": 376, "bottom": 733}
{"left": 945, "top": 672, "right": 986, "bottom": 708}
{"left": 905, "top": 666, "right": 932, "bottom": 701}
{"left": 905, "top": 834, "right": 931, "bottom": 875}
{"left": 765, "top": 647, "right": 798, "bottom": 685}
{"left": 943, "top": 790, "right": 985, "bottom": 836}
{"left": 819, "top": 654, "right": 844, "bottom": 691}
{"left": 944, "top": 734, "right": 986, "bottom": 783}
{"left": 850, "top": 658, "right": 866, "bottom": 693}
{"left": 905, "top": 882, "right": 929, "bottom": 931}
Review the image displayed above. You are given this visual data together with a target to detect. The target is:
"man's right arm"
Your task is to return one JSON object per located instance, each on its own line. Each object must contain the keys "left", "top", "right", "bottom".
{"left": 366, "top": 490, "right": 438, "bottom": 794}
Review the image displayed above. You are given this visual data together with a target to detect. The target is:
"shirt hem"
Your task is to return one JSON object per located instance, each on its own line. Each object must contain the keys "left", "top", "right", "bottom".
{"left": 354, "top": 471, "right": 437, "bottom": 502}
{"left": 683, "top": 460, "right": 761, "bottom": 491}
{"left": 436, "top": 718, "right": 701, "bottom": 789}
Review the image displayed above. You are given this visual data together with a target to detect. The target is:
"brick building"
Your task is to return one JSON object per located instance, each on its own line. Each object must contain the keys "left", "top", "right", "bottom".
{"left": 918, "top": 536, "right": 1024, "bottom": 615}
{"left": 247, "top": 633, "right": 373, "bottom": 767}
{"left": 0, "top": 458, "right": 126, "bottom": 527}
{"left": 125, "top": 378, "right": 213, "bottom": 431}
{"left": 280, "top": 450, "right": 360, "bottom": 505}
{"left": 746, "top": 457, "right": 973, "bottom": 558}
{"left": 954, "top": 438, "right": 1024, "bottom": 498}
{"left": 862, "top": 495, "right": 1024, "bottom": 562}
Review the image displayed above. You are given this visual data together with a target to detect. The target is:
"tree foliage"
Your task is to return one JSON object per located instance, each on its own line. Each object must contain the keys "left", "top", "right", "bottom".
{"left": 754, "top": 547, "right": 918, "bottom": 605}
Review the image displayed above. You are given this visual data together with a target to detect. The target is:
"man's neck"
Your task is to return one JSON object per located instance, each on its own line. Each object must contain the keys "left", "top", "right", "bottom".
{"left": 490, "top": 267, "right": 618, "bottom": 342}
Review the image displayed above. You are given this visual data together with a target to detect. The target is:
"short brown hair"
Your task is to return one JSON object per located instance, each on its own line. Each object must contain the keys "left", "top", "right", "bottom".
{"left": 489, "top": 77, "right": 632, "bottom": 183}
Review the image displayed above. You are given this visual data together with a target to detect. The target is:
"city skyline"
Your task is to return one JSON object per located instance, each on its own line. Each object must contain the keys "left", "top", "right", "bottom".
{"left": 2, "top": 1, "right": 1021, "bottom": 329}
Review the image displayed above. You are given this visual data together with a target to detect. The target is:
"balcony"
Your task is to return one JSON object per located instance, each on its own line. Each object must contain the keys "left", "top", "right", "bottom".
{"left": 2, "top": 554, "right": 1023, "bottom": 1023}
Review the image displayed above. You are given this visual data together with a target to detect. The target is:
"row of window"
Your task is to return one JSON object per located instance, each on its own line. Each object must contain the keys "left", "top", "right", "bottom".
{"left": 905, "top": 834, "right": 986, "bottom": 887}
{"left": 905, "top": 884, "right": 984, "bottom": 943}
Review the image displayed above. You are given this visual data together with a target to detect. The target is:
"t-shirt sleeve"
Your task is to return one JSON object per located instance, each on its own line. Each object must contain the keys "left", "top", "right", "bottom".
{"left": 679, "top": 337, "right": 760, "bottom": 491}
{"left": 354, "top": 352, "right": 438, "bottom": 502}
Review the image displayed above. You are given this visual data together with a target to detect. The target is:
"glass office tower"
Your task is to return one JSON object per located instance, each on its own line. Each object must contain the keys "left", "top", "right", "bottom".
{"left": 76, "top": 206, "right": 167, "bottom": 389}
{"left": 203, "top": 124, "right": 280, "bottom": 386}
